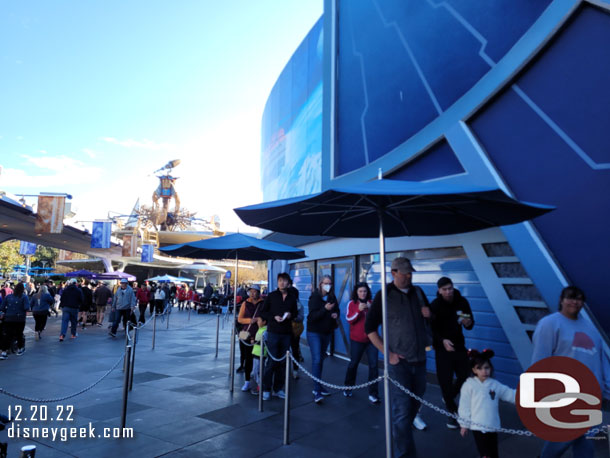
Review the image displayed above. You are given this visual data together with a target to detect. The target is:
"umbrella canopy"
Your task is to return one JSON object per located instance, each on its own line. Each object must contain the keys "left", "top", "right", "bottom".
{"left": 98, "top": 271, "right": 136, "bottom": 281}
{"left": 234, "top": 179, "right": 553, "bottom": 237}
{"left": 145, "top": 274, "right": 194, "bottom": 283}
{"left": 159, "top": 232, "right": 305, "bottom": 261}
{"left": 64, "top": 269, "right": 99, "bottom": 279}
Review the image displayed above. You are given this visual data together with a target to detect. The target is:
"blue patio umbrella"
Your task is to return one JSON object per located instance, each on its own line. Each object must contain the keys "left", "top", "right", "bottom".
{"left": 64, "top": 270, "right": 99, "bottom": 279}
{"left": 234, "top": 178, "right": 553, "bottom": 456}
{"left": 160, "top": 232, "right": 305, "bottom": 392}
{"left": 144, "top": 274, "right": 194, "bottom": 283}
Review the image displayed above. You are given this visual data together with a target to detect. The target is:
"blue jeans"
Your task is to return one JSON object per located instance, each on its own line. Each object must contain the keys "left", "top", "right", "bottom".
{"left": 344, "top": 339, "right": 379, "bottom": 395}
{"left": 540, "top": 435, "right": 594, "bottom": 458}
{"left": 60, "top": 307, "right": 78, "bottom": 337}
{"left": 387, "top": 360, "right": 427, "bottom": 458}
{"left": 306, "top": 331, "right": 331, "bottom": 393}
{"left": 262, "top": 332, "right": 291, "bottom": 393}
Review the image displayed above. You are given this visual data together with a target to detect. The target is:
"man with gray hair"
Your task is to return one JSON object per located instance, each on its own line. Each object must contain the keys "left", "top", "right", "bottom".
{"left": 365, "top": 256, "right": 431, "bottom": 458}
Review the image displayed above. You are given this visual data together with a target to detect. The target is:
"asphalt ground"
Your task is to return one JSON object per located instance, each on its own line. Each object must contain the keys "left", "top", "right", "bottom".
{"left": 0, "top": 308, "right": 608, "bottom": 457}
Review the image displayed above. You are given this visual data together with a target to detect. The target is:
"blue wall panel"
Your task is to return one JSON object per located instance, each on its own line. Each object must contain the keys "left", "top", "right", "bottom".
{"left": 468, "top": 4, "right": 610, "bottom": 330}
{"left": 335, "top": 0, "right": 552, "bottom": 176}
{"left": 387, "top": 139, "right": 464, "bottom": 182}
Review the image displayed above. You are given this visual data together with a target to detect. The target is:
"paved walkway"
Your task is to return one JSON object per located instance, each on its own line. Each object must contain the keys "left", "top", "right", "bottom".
{"left": 0, "top": 310, "right": 607, "bottom": 457}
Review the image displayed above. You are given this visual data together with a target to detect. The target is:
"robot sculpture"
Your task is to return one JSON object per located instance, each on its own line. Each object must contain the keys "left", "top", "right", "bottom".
{"left": 151, "top": 159, "right": 182, "bottom": 231}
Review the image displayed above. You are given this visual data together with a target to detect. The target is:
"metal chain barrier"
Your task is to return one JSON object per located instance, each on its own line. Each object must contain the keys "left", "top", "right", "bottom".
{"left": 0, "top": 353, "right": 125, "bottom": 403}
{"left": 289, "top": 354, "right": 383, "bottom": 391}
{"left": 387, "top": 376, "right": 534, "bottom": 436}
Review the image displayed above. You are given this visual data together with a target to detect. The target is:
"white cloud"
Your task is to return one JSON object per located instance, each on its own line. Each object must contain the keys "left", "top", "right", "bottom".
{"left": 82, "top": 148, "right": 96, "bottom": 158}
{"left": 100, "top": 137, "right": 174, "bottom": 150}
{"left": 2, "top": 154, "right": 103, "bottom": 187}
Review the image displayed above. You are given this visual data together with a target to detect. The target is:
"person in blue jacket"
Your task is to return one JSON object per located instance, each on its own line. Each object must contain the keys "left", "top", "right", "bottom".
{"left": 31, "top": 285, "right": 55, "bottom": 339}
{"left": 0, "top": 282, "right": 30, "bottom": 359}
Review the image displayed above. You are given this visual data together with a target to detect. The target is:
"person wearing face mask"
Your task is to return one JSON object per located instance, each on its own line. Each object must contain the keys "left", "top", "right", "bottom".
{"left": 306, "top": 275, "right": 340, "bottom": 403}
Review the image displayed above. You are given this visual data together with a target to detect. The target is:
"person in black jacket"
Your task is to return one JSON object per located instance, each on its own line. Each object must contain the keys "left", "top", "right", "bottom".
{"left": 260, "top": 272, "right": 298, "bottom": 400}
{"left": 429, "top": 276, "right": 474, "bottom": 429}
{"left": 306, "top": 275, "right": 339, "bottom": 403}
{"left": 59, "top": 278, "right": 84, "bottom": 341}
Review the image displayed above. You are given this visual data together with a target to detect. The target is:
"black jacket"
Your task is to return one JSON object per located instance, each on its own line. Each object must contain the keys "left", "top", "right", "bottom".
{"left": 260, "top": 289, "right": 298, "bottom": 335}
{"left": 306, "top": 290, "right": 339, "bottom": 335}
{"left": 59, "top": 284, "right": 84, "bottom": 310}
{"left": 429, "top": 289, "right": 474, "bottom": 353}
{"left": 365, "top": 283, "right": 430, "bottom": 363}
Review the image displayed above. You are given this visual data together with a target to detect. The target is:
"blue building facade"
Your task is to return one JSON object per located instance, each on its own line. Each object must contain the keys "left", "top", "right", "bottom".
{"left": 261, "top": 0, "right": 610, "bottom": 387}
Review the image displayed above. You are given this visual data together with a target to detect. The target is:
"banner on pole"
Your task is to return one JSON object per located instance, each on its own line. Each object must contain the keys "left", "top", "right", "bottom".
{"left": 141, "top": 244, "right": 154, "bottom": 263}
{"left": 35, "top": 195, "right": 66, "bottom": 234}
{"left": 19, "top": 241, "right": 37, "bottom": 255}
{"left": 122, "top": 234, "right": 137, "bottom": 257}
{"left": 91, "top": 221, "right": 112, "bottom": 249}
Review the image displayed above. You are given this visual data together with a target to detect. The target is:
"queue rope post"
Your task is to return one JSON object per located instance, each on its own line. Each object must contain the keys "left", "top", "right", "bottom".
{"left": 129, "top": 326, "right": 138, "bottom": 391}
{"left": 378, "top": 210, "right": 393, "bottom": 458}
{"left": 215, "top": 313, "right": 220, "bottom": 358}
{"left": 166, "top": 306, "right": 170, "bottom": 329}
{"left": 229, "top": 253, "right": 239, "bottom": 393}
{"left": 258, "top": 334, "right": 265, "bottom": 412}
{"left": 123, "top": 321, "right": 130, "bottom": 373}
{"left": 121, "top": 345, "right": 132, "bottom": 430}
{"left": 152, "top": 312, "right": 157, "bottom": 350}
{"left": 188, "top": 305, "right": 191, "bottom": 321}
{"left": 283, "top": 350, "right": 291, "bottom": 446}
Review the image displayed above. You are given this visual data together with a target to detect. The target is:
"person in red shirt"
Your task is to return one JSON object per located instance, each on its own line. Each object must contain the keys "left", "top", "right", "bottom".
{"left": 343, "top": 281, "right": 379, "bottom": 403}
{"left": 136, "top": 284, "right": 151, "bottom": 324}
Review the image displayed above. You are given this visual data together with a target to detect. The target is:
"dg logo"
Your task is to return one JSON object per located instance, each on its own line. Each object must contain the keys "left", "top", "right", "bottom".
{"left": 517, "top": 356, "right": 602, "bottom": 441}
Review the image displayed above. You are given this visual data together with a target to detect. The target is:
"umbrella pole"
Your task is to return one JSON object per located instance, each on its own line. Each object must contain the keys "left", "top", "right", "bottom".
{"left": 378, "top": 214, "right": 393, "bottom": 458}
{"left": 229, "top": 254, "right": 239, "bottom": 393}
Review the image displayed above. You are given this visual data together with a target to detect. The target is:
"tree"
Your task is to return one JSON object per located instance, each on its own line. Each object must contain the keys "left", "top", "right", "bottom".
{"left": 0, "top": 240, "right": 23, "bottom": 277}
{"left": 32, "top": 245, "right": 59, "bottom": 268}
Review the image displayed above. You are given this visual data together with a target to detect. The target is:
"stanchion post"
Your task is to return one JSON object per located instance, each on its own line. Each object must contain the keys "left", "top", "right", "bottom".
{"left": 283, "top": 350, "right": 291, "bottom": 445}
{"left": 121, "top": 345, "right": 132, "bottom": 429}
{"left": 166, "top": 307, "right": 170, "bottom": 329}
{"left": 129, "top": 327, "right": 138, "bottom": 391}
{"left": 152, "top": 313, "right": 157, "bottom": 350}
{"left": 188, "top": 305, "right": 191, "bottom": 321}
{"left": 123, "top": 322, "right": 130, "bottom": 372}
{"left": 229, "top": 328, "right": 236, "bottom": 393}
{"left": 258, "top": 335, "right": 265, "bottom": 412}
{"left": 215, "top": 313, "right": 220, "bottom": 358}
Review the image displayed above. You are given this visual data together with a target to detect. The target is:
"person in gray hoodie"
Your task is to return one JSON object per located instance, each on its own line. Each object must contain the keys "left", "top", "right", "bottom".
{"left": 109, "top": 279, "right": 137, "bottom": 337}
{"left": 0, "top": 282, "right": 30, "bottom": 358}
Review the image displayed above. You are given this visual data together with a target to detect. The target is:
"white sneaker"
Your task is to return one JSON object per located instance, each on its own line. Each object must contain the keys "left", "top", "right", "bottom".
{"left": 262, "top": 391, "right": 271, "bottom": 401}
{"left": 413, "top": 414, "right": 427, "bottom": 431}
{"left": 0, "top": 352, "right": 7, "bottom": 360}
{"left": 241, "top": 381, "right": 251, "bottom": 392}
{"left": 273, "top": 389, "right": 286, "bottom": 399}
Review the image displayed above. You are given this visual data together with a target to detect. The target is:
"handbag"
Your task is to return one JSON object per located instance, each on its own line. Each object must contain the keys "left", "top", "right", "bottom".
{"left": 238, "top": 303, "right": 261, "bottom": 341}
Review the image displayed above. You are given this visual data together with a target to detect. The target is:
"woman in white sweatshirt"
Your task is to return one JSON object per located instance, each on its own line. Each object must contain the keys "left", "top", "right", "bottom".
{"left": 458, "top": 349, "right": 516, "bottom": 458}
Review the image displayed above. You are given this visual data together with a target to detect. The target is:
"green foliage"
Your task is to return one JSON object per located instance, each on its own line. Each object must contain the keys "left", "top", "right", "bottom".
{"left": 32, "top": 245, "right": 59, "bottom": 268}
{"left": 0, "top": 240, "right": 23, "bottom": 276}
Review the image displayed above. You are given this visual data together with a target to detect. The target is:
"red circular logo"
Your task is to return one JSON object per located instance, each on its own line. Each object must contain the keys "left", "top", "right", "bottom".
{"left": 516, "top": 356, "right": 602, "bottom": 441}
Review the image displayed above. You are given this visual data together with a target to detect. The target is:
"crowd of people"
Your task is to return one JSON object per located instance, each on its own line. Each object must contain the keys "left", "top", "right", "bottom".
{"left": 0, "top": 277, "right": 237, "bottom": 354}
{"left": 1, "top": 259, "right": 608, "bottom": 458}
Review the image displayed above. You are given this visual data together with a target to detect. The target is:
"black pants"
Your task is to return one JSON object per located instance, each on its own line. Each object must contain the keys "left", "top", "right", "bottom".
{"left": 33, "top": 313, "right": 48, "bottom": 332}
{"left": 154, "top": 299, "right": 164, "bottom": 314}
{"left": 239, "top": 340, "right": 254, "bottom": 382}
{"left": 111, "top": 309, "right": 134, "bottom": 334}
{"left": 1, "top": 321, "right": 25, "bottom": 351}
{"left": 435, "top": 349, "right": 470, "bottom": 413}
{"left": 290, "top": 334, "right": 303, "bottom": 369}
{"left": 472, "top": 431, "right": 498, "bottom": 458}
{"left": 138, "top": 303, "right": 148, "bottom": 323}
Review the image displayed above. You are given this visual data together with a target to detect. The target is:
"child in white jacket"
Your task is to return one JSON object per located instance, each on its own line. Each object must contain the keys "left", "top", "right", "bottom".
{"left": 458, "top": 349, "right": 516, "bottom": 458}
